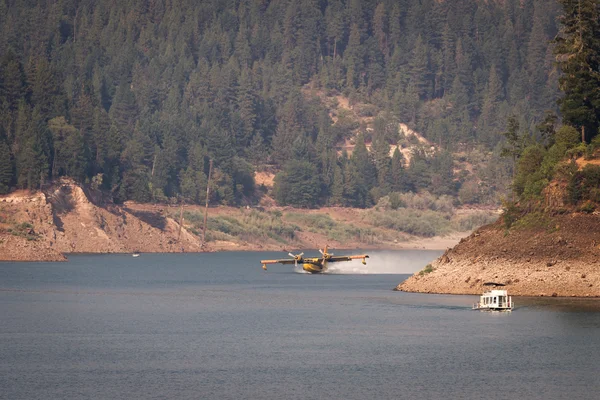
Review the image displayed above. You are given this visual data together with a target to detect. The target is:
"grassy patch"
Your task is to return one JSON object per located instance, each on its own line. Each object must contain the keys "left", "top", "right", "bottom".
{"left": 452, "top": 212, "right": 498, "bottom": 231}
{"left": 284, "top": 212, "right": 377, "bottom": 243}
{"left": 364, "top": 209, "right": 452, "bottom": 237}
{"left": 418, "top": 264, "right": 435, "bottom": 276}
{"left": 9, "top": 222, "right": 39, "bottom": 241}
{"left": 183, "top": 209, "right": 300, "bottom": 244}
{"left": 511, "top": 212, "right": 555, "bottom": 232}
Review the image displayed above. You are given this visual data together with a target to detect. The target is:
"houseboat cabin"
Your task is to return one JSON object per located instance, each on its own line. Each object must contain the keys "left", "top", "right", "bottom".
{"left": 473, "top": 288, "right": 513, "bottom": 311}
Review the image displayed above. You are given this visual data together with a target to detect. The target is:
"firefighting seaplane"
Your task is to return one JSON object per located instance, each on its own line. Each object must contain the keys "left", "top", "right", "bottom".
{"left": 260, "top": 246, "right": 369, "bottom": 274}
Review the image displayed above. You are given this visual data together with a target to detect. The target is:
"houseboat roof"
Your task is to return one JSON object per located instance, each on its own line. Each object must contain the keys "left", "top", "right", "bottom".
{"left": 481, "top": 289, "right": 509, "bottom": 296}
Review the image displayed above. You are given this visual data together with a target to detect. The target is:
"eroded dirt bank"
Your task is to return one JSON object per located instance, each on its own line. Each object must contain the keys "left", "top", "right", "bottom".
{"left": 0, "top": 179, "right": 202, "bottom": 261}
{"left": 1, "top": 179, "right": 470, "bottom": 262}
{"left": 397, "top": 214, "right": 600, "bottom": 297}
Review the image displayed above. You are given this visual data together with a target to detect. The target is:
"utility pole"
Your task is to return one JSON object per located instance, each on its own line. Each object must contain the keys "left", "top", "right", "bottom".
{"left": 177, "top": 196, "right": 184, "bottom": 242}
{"left": 202, "top": 159, "right": 213, "bottom": 246}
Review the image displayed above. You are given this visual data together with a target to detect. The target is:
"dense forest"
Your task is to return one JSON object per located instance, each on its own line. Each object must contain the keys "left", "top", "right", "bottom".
{"left": 0, "top": 0, "right": 596, "bottom": 208}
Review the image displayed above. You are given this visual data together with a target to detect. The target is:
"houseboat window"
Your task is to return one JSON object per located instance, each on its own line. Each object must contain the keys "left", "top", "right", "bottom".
{"left": 493, "top": 297, "right": 497, "bottom": 303}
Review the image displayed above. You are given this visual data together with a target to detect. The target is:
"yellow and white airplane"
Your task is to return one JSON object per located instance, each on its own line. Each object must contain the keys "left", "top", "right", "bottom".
{"left": 260, "top": 246, "right": 369, "bottom": 274}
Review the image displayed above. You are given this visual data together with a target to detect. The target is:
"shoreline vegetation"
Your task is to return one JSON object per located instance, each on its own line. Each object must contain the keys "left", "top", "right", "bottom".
{"left": 0, "top": 179, "right": 495, "bottom": 262}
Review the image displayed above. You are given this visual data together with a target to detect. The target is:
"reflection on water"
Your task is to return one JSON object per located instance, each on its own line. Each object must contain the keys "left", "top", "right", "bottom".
{"left": 517, "top": 296, "right": 600, "bottom": 313}
{"left": 1, "top": 251, "right": 600, "bottom": 400}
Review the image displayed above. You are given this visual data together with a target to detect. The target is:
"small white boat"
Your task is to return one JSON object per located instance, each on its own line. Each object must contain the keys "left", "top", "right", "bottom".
{"left": 473, "top": 283, "right": 513, "bottom": 311}
{"left": 132, "top": 252, "right": 140, "bottom": 258}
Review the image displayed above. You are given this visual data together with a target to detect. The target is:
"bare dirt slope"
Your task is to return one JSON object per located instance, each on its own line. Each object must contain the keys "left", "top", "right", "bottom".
{"left": 0, "top": 178, "right": 202, "bottom": 261}
{"left": 1, "top": 179, "right": 470, "bottom": 262}
{"left": 397, "top": 214, "right": 600, "bottom": 297}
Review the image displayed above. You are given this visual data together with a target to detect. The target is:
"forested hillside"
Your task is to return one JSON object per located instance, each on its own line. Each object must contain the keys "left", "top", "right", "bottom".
{"left": 0, "top": 0, "right": 564, "bottom": 208}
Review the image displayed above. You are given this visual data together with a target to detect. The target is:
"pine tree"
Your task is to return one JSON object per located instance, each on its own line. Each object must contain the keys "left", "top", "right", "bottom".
{"left": 526, "top": 1, "right": 550, "bottom": 113}
{"left": 0, "top": 139, "right": 13, "bottom": 193}
{"left": 343, "top": 159, "right": 368, "bottom": 207}
{"left": 371, "top": 131, "right": 391, "bottom": 191}
{"left": 14, "top": 103, "right": 49, "bottom": 190}
{"left": 454, "top": 38, "right": 473, "bottom": 111}
{"left": 373, "top": 3, "right": 389, "bottom": 57}
{"left": 389, "top": 147, "right": 405, "bottom": 192}
{"left": 500, "top": 116, "right": 527, "bottom": 181}
{"left": 330, "top": 163, "right": 344, "bottom": 205}
{"left": 109, "top": 82, "right": 138, "bottom": 137}
{"left": 325, "top": 0, "right": 346, "bottom": 59}
{"left": 554, "top": 0, "right": 600, "bottom": 141}
{"left": 29, "top": 57, "right": 64, "bottom": 119}
{"left": 271, "top": 91, "right": 306, "bottom": 166}
{"left": 344, "top": 23, "right": 363, "bottom": 88}
{"left": 273, "top": 159, "right": 320, "bottom": 208}
{"left": 351, "top": 132, "right": 376, "bottom": 190}
{"left": 480, "top": 66, "right": 505, "bottom": 135}
{"left": 404, "top": 148, "right": 431, "bottom": 192}
{"left": 389, "top": 3, "right": 402, "bottom": 51}
{"left": 0, "top": 50, "right": 25, "bottom": 113}
{"left": 237, "top": 69, "right": 258, "bottom": 148}
{"left": 409, "top": 35, "right": 431, "bottom": 100}
{"left": 48, "top": 117, "right": 86, "bottom": 181}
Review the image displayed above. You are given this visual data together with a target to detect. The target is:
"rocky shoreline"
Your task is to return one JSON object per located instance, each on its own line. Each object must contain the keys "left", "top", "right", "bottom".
{"left": 397, "top": 215, "right": 600, "bottom": 298}
{"left": 0, "top": 179, "right": 203, "bottom": 262}
{"left": 1, "top": 179, "right": 475, "bottom": 262}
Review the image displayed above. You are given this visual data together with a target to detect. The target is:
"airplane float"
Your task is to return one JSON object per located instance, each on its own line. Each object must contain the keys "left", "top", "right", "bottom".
{"left": 260, "top": 246, "right": 369, "bottom": 274}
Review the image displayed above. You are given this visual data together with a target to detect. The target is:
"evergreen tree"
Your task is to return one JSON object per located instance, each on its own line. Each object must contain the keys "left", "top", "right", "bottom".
{"left": 480, "top": 65, "right": 505, "bottom": 137}
{"left": 344, "top": 23, "right": 363, "bottom": 88}
{"left": 48, "top": 117, "right": 86, "bottom": 181}
{"left": 29, "top": 57, "right": 65, "bottom": 119}
{"left": 109, "top": 82, "right": 138, "bottom": 137}
{"left": 343, "top": 158, "right": 368, "bottom": 207}
{"left": 271, "top": 91, "right": 307, "bottom": 166}
{"left": 371, "top": 131, "right": 391, "bottom": 191}
{"left": 389, "top": 147, "right": 405, "bottom": 192}
{"left": 237, "top": 69, "right": 258, "bottom": 148}
{"left": 0, "top": 139, "right": 13, "bottom": 193}
{"left": 273, "top": 159, "right": 320, "bottom": 208}
{"left": 350, "top": 132, "right": 376, "bottom": 191}
{"left": 554, "top": 0, "right": 600, "bottom": 141}
{"left": 325, "top": 0, "right": 346, "bottom": 60}
{"left": 14, "top": 103, "right": 49, "bottom": 190}
{"left": 526, "top": 1, "right": 551, "bottom": 113}
{"left": 330, "top": 163, "right": 345, "bottom": 205}
{"left": 373, "top": 3, "right": 389, "bottom": 57}
{"left": 0, "top": 49, "right": 25, "bottom": 113}
{"left": 409, "top": 35, "right": 431, "bottom": 100}
{"left": 500, "top": 116, "right": 528, "bottom": 181}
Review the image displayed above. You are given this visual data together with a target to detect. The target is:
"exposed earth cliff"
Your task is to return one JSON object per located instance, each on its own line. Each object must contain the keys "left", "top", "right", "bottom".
{"left": 397, "top": 213, "right": 600, "bottom": 297}
{"left": 0, "top": 179, "right": 202, "bottom": 261}
{"left": 1, "top": 178, "right": 475, "bottom": 262}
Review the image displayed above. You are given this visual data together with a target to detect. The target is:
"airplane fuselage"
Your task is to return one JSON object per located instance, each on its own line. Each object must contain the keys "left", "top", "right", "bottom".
{"left": 260, "top": 249, "right": 368, "bottom": 273}
{"left": 302, "top": 262, "right": 325, "bottom": 273}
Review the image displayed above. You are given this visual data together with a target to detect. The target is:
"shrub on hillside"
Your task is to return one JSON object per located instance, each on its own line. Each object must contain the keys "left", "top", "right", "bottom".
{"left": 365, "top": 209, "right": 451, "bottom": 237}
{"left": 554, "top": 125, "right": 580, "bottom": 149}
{"left": 453, "top": 212, "right": 498, "bottom": 231}
{"left": 566, "top": 165, "right": 600, "bottom": 204}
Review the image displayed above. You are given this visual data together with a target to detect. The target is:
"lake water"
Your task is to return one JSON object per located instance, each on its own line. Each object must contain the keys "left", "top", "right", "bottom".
{"left": 1, "top": 250, "right": 600, "bottom": 400}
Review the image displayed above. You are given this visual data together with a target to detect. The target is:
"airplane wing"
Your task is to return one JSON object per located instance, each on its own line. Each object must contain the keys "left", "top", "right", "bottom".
{"left": 260, "top": 258, "right": 298, "bottom": 265}
{"left": 327, "top": 255, "right": 369, "bottom": 262}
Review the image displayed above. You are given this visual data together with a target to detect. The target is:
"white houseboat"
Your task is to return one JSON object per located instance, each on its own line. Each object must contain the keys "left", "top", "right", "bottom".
{"left": 473, "top": 283, "right": 513, "bottom": 311}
